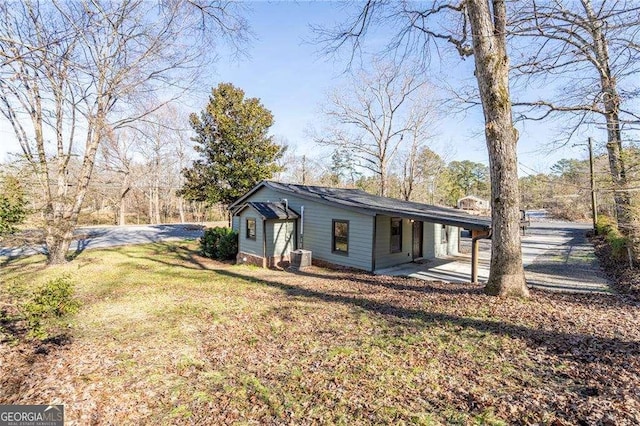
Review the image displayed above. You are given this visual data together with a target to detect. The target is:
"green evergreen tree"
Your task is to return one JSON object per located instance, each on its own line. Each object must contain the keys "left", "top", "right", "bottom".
{"left": 550, "top": 159, "right": 584, "bottom": 183}
{"left": 447, "top": 160, "right": 490, "bottom": 198}
{"left": 182, "top": 83, "right": 285, "bottom": 206}
{"left": 329, "top": 149, "right": 360, "bottom": 186}
{"left": 0, "top": 174, "right": 27, "bottom": 235}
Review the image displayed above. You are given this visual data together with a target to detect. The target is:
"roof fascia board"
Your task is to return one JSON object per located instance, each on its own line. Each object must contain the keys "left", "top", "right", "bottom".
{"left": 368, "top": 208, "right": 490, "bottom": 230}
{"left": 233, "top": 200, "right": 301, "bottom": 220}
{"left": 400, "top": 214, "right": 490, "bottom": 230}
{"left": 233, "top": 203, "right": 267, "bottom": 220}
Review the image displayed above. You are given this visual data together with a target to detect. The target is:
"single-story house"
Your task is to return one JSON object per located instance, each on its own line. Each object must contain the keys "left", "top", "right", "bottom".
{"left": 229, "top": 181, "right": 492, "bottom": 279}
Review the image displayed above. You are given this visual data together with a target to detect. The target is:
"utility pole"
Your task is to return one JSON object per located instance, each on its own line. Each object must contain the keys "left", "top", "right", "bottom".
{"left": 588, "top": 137, "right": 598, "bottom": 234}
{"left": 574, "top": 138, "right": 598, "bottom": 234}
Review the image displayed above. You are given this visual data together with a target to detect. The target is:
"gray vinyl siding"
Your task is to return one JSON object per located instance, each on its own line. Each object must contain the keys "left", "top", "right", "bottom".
{"left": 434, "top": 223, "right": 448, "bottom": 257}
{"left": 374, "top": 216, "right": 414, "bottom": 269}
{"left": 232, "top": 215, "right": 240, "bottom": 231}
{"left": 267, "top": 220, "right": 296, "bottom": 258}
{"left": 447, "top": 226, "right": 459, "bottom": 255}
{"left": 423, "top": 222, "right": 436, "bottom": 258}
{"left": 237, "top": 212, "right": 263, "bottom": 257}
{"left": 424, "top": 222, "right": 458, "bottom": 258}
{"left": 239, "top": 186, "right": 374, "bottom": 270}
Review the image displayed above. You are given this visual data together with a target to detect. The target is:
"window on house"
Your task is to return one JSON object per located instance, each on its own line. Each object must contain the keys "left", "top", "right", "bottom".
{"left": 332, "top": 220, "right": 349, "bottom": 255}
{"left": 246, "top": 218, "right": 256, "bottom": 240}
{"left": 390, "top": 218, "right": 402, "bottom": 253}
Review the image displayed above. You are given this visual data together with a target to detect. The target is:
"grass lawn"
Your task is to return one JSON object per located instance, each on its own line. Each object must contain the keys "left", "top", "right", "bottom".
{"left": 1, "top": 242, "right": 639, "bottom": 425}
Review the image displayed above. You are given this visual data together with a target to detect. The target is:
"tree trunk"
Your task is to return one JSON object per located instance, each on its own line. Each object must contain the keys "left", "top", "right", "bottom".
{"left": 44, "top": 118, "right": 103, "bottom": 264}
{"left": 153, "top": 185, "right": 161, "bottom": 224}
{"left": 118, "top": 191, "right": 129, "bottom": 226}
{"left": 379, "top": 158, "right": 388, "bottom": 197}
{"left": 119, "top": 198, "right": 126, "bottom": 226}
{"left": 582, "top": 0, "right": 635, "bottom": 262}
{"left": 178, "top": 196, "right": 186, "bottom": 223}
{"left": 148, "top": 190, "right": 154, "bottom": 224}
{"left": 402, "top": 141, "right": 418, "bottom": 201}
{"left": 602, "top": 96, "right": 636, "bottom": 261}
{"left": 118, "top": 173, "right": 130, "bottom": 226}
{"left": 45, "top": 219, "right": 74, "bottom": 264}
{"left": 467, "top": 0, "right": 528, "bottom": 297}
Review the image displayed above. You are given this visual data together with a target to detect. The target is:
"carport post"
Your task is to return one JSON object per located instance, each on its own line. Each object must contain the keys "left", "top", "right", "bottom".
{"left": 471, "top": 229, "right": 491, "bottom": 283}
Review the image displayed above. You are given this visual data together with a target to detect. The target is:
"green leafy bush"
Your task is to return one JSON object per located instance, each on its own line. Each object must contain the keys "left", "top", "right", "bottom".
{"left": 22, "top": 275, "right": 80, "bottom": 339}
{"left": 596, "top": 215, "right": 628, "bottom": 260}
{"left": 200, "top": 227, "right": 238, "bottom": 260}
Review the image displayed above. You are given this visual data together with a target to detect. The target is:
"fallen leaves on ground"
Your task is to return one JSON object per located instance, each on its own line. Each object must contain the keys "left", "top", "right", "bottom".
{"left": 1, "top": 243, "right": 639, "bottom": 425}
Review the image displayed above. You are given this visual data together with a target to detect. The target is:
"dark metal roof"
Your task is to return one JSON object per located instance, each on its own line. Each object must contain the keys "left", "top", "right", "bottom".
{"left": 236, "top": 201, "right": 300, "bottom": 220}
{"left": 230, "top": 181, "right": 491, "bottom": 230}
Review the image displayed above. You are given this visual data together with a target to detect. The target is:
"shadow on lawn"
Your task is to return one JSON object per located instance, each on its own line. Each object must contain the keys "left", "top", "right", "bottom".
{"left": 212, "top": 267, "right": 639, "bottom": 366}
{"left": 138, "top": 242, "right": 225, "bottom": 270}
{"left": 106, "top": 244, "right": 639, "bottom": 364}
{"left": 119, "top": 245, "right": 481, "bottom": 296}
{"left": 296, "top": 268, "right": 484, "bottom": 296}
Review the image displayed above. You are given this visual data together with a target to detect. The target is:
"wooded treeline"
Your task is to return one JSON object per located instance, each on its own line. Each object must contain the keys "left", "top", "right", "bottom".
{"left": 3, "top": 138, "right": 623, "bottom": 227}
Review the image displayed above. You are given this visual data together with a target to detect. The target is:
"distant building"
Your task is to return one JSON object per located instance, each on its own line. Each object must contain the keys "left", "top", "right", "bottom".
{"left": 457, "top": 195, "right": 490, "bottom": 213}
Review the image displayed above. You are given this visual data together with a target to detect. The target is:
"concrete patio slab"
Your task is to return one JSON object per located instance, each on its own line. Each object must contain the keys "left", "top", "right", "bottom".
{"left": 375, "top": 221, "right": 612, "bottom": 294}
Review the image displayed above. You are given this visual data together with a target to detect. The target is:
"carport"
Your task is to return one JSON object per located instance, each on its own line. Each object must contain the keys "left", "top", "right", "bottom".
{"left": 375, "top": 236, "right": 492, "bottom": 284}
{"left": 364, "top": 207, "right": 491, "bottom": 283}
{"left": 376, "top": 221, "right": 612, "bottom": 293}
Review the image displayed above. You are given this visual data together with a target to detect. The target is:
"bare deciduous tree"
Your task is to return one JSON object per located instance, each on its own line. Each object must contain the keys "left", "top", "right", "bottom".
{"left": 397, "top": 129, "right": 443, "bottom": 202}
{"left": 100, "top": 129, "right": 137, "bottom": 226}
{"left": 509, "top": 0, "right": 640, "bottom": 261}
{"left": 313, "top": 62, "right": 433, "bottom": 197}
{"left": 0, "top": 0, "right": 247, "bottom": 264}
{"left": 136, "top": 106, "right": 191, "bottom": 224}
{"left": 276, "top": 148, "right": 334, "bottom": 187}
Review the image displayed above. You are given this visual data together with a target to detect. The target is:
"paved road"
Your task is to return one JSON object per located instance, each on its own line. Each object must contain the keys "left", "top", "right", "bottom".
{"left": 376, "top": 220, "right": 612, "bottom": 294}
{"left": 0, "top": 224, "right": 205, "bottom": 258}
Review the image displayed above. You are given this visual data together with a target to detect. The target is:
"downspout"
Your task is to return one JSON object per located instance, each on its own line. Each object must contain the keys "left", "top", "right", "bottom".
{"left": 471, "top": 228, "right": 492, "bottom": 283}
{"left": 263, "top": 218, "right": 268, "bottom": 268}
{"left": 300, "top": 205, "right": 304, "bottom": 249}
{"left": 371, "top": 215, "right": 377, "bottom": 272}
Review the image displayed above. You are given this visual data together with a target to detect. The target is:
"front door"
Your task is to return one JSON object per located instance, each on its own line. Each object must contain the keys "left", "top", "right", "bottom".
{"left": 412, "top": 221, "right": 423, "bottom": 260}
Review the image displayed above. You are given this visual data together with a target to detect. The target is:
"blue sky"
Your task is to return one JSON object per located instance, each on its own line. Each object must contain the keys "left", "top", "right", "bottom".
{"left": 0, "top": 1, "right": 590, "bottom": 174}
{"left": 208, "top": 1, "right": 586, "bottom": 174}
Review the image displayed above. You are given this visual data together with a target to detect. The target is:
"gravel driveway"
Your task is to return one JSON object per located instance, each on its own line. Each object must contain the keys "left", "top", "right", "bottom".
{"left": 521, "top": 221, "right": 611, "bottom": 293}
